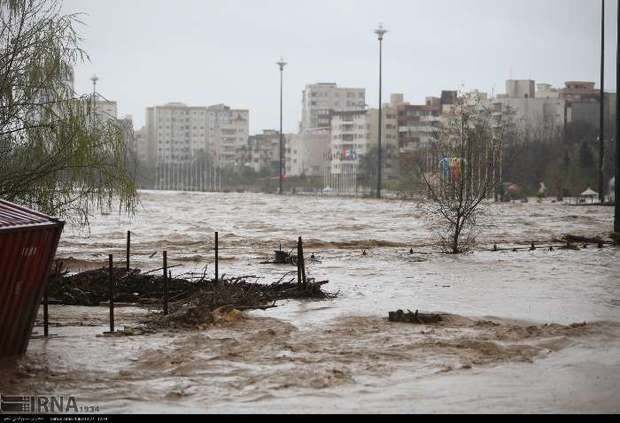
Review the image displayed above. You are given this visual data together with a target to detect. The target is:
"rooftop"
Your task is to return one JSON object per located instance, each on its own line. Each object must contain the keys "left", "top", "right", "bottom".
{"left": 0, "top": 200, "right": 63, "bottom": 231}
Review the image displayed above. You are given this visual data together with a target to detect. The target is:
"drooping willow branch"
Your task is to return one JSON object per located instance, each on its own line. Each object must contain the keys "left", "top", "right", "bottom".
{"left": 0, "top": 0, "right": 138, "bottom": 225}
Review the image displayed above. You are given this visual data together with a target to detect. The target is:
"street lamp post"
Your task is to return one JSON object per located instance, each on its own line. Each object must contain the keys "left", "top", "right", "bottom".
{"left": 91, "top": 74, "right": 98, "bottom": 100}
{"left": 277, "top": 58, "right": 287, "bottom": 195}
{"left": 599, "top": 0, "right": 606, "bottom": 204}
{"left": 90, "top": 74, "right": 98, "bottom": 127}
{"left": 615, "top": 0, "right": 620, "bottom": 233}
{"left": 374, "top": 24, "right": 387, "bottom": 199}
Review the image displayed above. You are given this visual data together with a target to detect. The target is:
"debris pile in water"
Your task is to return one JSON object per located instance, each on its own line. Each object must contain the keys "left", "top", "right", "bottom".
{"left": 49, "top": 264, "right": 336, "bottom": 329}
{"left": 48, "top": 267, "right": 196, "bottom": 306}
{"left": 151, "top": 278, "right": 334, "bottom": 329}
{"left": 388, "top": 309, "right": 443, "bottom": 324}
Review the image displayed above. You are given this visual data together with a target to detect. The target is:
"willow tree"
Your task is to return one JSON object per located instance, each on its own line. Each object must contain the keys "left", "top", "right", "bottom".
{"left": 422, "top": 95, "right": 506, "bottom": 253}
{"left": 0, "top": 0, "right": 137, "bottom": 225}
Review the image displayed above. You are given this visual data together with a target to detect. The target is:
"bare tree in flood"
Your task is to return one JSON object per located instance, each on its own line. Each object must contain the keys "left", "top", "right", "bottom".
{"left": 422, "top": 94, "right": 507, "bottom": 254}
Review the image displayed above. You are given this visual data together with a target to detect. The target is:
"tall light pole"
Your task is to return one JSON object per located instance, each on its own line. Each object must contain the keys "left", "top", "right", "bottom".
{"left": 277, "top": 58, "right": 287, "bottom": 195}
{"left": 615, "top": 0, "right": 619, "bottom": 233}
{"left": 91, "top": 74, "right": 98, "bottom": 99}
{"left": 599, "top": 0, "right": 606, "bottom": 204}
{"left": 90, "top": 74, "right": 98, "bottom": 127}
{"left": 375, "top": 24, "right": 387, "bottom": 199}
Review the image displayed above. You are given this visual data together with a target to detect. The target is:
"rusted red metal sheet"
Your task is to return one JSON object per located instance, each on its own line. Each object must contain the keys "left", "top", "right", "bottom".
{"left": 0, "top": 200, "right": 64, "bottom": 357}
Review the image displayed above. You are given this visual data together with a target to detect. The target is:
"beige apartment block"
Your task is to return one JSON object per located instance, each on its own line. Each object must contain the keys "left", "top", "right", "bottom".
{"left": 146, "top": 102, "right": 209, "bottom": 164}
{"left": 207, "top": 104, "right": 249, "bottom": 167}
{"left": 294, "top": 128, "right": 331, "bottom": 177}
{"left": 145, "top": 102, "right": 248, "bottom": 166}
{"left": 368, "top": 106, "right": 400, "bottom": 179}
{"left": 301, "top": 83, "right": 366, "bottom": 132}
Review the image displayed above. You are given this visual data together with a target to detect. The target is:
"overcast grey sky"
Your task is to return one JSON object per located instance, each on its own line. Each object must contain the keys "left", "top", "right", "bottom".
{"left": 63, "top": 0, "right": 617, "bottom": 133}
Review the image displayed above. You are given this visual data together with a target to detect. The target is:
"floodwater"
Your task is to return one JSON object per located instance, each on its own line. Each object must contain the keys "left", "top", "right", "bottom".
{"left": 1, "top": 191, "right": 619, "bottom": 414}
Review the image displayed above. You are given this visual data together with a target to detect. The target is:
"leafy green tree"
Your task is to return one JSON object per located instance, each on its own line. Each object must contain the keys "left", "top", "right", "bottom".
{"left": 0, "top": 0, "right": 137, "bottom": 225}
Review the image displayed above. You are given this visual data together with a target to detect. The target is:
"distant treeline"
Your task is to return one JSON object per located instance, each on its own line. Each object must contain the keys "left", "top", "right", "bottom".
{"left": 503, "top": 121, "right": 617, "bottom": 198}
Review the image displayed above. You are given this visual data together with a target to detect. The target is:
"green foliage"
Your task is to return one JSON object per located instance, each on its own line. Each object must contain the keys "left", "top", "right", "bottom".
{"left": 579, "top": 140, "right": 594, "bottom": 169}
{"left": 357, "top": 144, "right": 398, "bottom": 194}
{"left": 0, "top": 0, "right": 138, "bottom": 225}
{"left": 504, "top": 121, "right": 616, "bottom": 198}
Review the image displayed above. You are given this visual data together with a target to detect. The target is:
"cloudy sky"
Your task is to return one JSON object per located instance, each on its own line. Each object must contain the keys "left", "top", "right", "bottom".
{"left": 62, "top": 0, "right": 617, "bottom": 133}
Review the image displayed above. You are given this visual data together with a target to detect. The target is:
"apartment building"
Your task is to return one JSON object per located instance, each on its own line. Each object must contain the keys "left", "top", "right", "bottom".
{"left": 559, "top": 81, "right": 616, "bottom": 130}
{"left": 207, "top": 104, "right": 249, "bottom": 166}
{"left": 491, "top": 80, "right": 617, "bottom": 134}
{"left": 146, "top": 102, "right": 208, "bottom": 164}
{"left": 293, "top": 128, "right": 331, "bottom": 177}
{"left": 396, "top": 98, "right": 441, "bottom": 153}
{"left": 243, "top": 130, "right": 281, "bottom": 174}
{"left": 490, "top": 80, "right": 566, "bottom": 133}
{"left": 134, "top": 127, "right": 149, "bottom": 163}
{"left": 536, "top": 83, "right": 560, "bottom": 98}
{"left": 285, "top": 134, "right": 304, "bottom": 177}
{"left": 506, "top": 79, "right": 535, "bottom": 99}
{"left": 300, "top": 83, "right": 366, "bottom": 132}
{"left": 329, "top": 110, "right": 370, "bottom": 175}
{"left": 368, "top": 106, "right": 400, "bottom": 179}
{"left": 117, "top": 115, "right": 135, "bottom": 154}
{"left": 145, "top": 102, "right": 248, "bottom": 166}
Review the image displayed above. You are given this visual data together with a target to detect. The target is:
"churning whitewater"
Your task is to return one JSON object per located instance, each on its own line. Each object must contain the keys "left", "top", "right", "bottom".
{"left": 1, "top": 191, "right": 618, "bottom": 413}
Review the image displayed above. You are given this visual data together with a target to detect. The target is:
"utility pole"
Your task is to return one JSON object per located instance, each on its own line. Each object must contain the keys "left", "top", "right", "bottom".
{"left": 600, "top": 0, "right": 606, "bottom": 204}
{"left": 277, "top": 58, "right": 287, "bottom": 195}
{"left": 375, "top": 24, "right": 387, "bottom": 199}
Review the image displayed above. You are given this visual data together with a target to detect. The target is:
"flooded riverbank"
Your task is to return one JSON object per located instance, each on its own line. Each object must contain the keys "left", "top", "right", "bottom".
{"left": 1, "top": 191, "right": 618, "bottom": 413}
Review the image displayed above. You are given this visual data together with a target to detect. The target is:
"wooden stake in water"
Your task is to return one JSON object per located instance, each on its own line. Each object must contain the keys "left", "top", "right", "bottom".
{"left": 297, "top": 237, "right": 307, "bottom": 284}
{"left": 297, "top": 238, "right": 302, "bottom": 284}
{"left": 43, "top": 285, "right": 49, "bottom": 338}
{"left": 299, "top": 237, "right": 307, "bottom": 284}
{"left": 215, "top": 232, "right": 219, "bottom": 282}
{"left": 126, "top": 230, "right": 131, "bottom": 271}
{"left": 109, "top": 254, "right": 115, "bottom": 333}
{"left": 163, "top": 251, "right": 169, "bottom": 316}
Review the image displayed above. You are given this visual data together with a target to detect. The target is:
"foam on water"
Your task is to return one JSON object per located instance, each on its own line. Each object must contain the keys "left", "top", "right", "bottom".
{"left": 2, "top": 191, "right": 618, "bottom": 413}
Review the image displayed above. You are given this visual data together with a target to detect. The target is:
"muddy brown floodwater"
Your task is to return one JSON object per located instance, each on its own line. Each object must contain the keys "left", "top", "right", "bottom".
{"left": 1, "top": 191, "right": 619, "bottom": 413}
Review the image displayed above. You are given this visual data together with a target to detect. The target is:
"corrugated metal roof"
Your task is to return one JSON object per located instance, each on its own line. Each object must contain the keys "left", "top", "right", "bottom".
{"left": 0, "top": 200, "right": 61, "bottom": 230}
{"left": 0, "top": 202, "right": 64, "bottom": 356}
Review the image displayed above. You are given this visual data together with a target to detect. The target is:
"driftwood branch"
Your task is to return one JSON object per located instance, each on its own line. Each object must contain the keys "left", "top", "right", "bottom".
{"left": 388, "top": 309, "right": 443, "bottom": 324}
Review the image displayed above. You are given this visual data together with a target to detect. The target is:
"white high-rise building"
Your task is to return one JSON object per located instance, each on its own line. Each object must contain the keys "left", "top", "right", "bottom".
{"left": 145, "top": 102, "right": 249, "bottom": 166}
{"left": 146, "top": 103, "right": 209, "bottom": 164}
{"left": 300, "top": 83, "right": 366, "bottom": 132}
